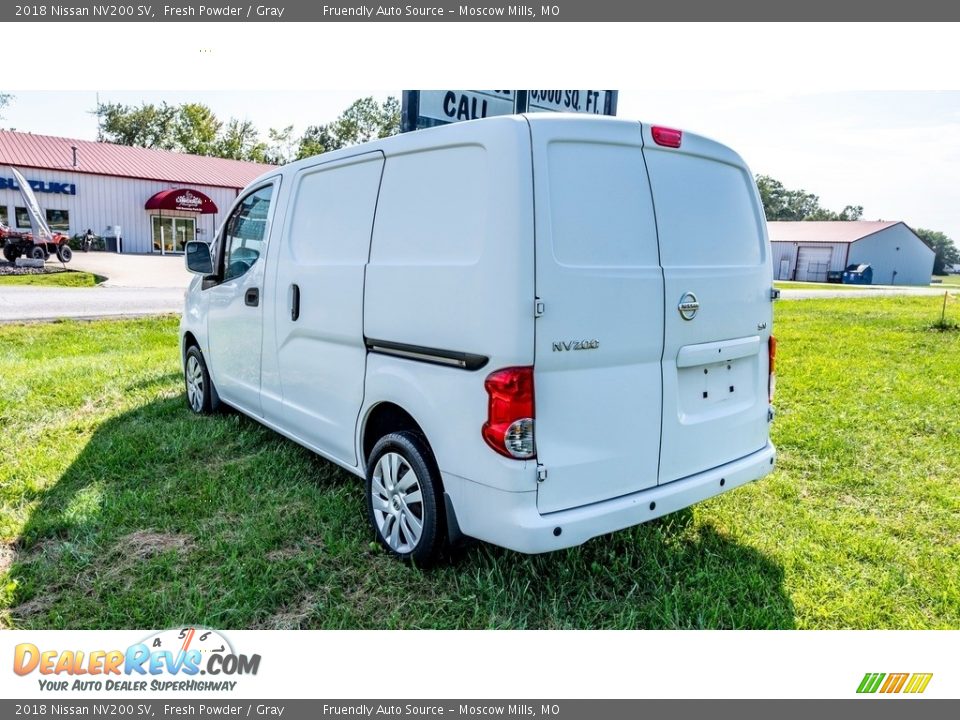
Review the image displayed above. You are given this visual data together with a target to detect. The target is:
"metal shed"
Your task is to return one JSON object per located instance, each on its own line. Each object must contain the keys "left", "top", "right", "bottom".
{"left": 768, "top": 221, "right": 935, "bottom": 286}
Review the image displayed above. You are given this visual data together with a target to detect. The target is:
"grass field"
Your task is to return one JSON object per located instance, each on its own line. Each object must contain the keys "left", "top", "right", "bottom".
{"left": 775, "top": 279, "right": 958, "bottom": 292}
{"left": 774, "top": 280, "right": 873, "bottom": 291}
{"left": 0, "top": 271, "right": 101, "bottom": 287}
{"left": 1, "top": 296, "right": 958, "bottom": 629}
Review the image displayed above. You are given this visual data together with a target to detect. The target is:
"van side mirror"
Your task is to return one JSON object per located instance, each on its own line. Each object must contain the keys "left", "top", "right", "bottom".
{"left": 185, "top": 241, "right": 213, "bottom": 275}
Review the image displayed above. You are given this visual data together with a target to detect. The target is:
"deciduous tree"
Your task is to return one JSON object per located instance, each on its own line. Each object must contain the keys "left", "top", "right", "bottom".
{"left": 755, "top": 175, "right": 863, "bottom": 222}
{"left": 916, "top": 227, "right": 960, "bottom": 276}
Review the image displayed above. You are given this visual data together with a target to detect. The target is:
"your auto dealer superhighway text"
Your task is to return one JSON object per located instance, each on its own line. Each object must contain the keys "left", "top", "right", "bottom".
{"left": 164, "top": 5, "right": 284, "bottom": 17}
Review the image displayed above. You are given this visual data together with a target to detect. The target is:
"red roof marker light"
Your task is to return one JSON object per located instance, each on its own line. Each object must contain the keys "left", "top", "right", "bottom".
{"left": 651, "top": 126, "right": 683, "bottom": 148}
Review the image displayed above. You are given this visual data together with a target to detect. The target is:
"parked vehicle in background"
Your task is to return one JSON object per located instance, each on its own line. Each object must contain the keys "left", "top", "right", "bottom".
{"left": 179, "top": 115, "right": 778, "bottom": 564}
{"left": 2, "top": 167, "right": 73, "bottom": 263}
{"left": 1, "top": 223, "right": 72, "bottom": 262}
{"left": 82, "top": 228, "right": 96, "bottom": 253}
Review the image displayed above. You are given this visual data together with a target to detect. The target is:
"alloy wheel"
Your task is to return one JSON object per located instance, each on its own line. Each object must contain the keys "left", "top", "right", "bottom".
{"left": 371, "top": 452, "right": 424, "bottom": 553}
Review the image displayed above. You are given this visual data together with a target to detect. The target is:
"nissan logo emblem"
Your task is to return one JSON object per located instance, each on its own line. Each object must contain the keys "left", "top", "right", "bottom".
{"left": 678, "top": 292, "right": 700, "bottom": 321}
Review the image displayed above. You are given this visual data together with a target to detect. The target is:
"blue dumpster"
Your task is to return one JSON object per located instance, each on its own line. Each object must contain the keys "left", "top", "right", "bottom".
{"left": 842, "top": 263, "right": 873, "bottom": 285}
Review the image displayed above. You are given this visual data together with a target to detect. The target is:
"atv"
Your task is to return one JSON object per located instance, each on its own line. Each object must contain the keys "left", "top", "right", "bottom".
{"left": 1, "top": 222, "right": 73, "bottom": 263}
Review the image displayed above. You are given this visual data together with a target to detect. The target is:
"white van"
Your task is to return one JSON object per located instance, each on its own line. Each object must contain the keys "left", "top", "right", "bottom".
{"left": 180, "top": 114, "right": 777, "bottom": 564}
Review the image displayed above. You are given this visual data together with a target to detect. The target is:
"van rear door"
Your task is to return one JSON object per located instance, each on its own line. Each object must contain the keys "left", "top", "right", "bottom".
{"left": 529, "top": 117, "right": 664, "bottom": 514}
{"left": 643, "top": 128, "right": 772, "bottom": 485}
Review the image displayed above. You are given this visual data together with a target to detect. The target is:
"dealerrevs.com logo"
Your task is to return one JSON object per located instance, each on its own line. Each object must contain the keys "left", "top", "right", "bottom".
{"left": 857, "top": 673, "right": 933, "bottom": 694}
{"left": 13, "top": 628, "right": 261, "bottom": 693}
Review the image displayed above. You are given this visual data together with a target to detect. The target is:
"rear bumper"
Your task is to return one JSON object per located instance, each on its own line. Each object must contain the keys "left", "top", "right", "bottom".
{"left": 444, "top": 442, "right": 776, "bottom": 554}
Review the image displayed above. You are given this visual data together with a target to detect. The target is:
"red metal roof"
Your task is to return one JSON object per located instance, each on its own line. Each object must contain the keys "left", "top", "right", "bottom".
{"left": 0, "top": 130, "right": 274, "bottom": 189}
{"left": 767, "top": 220, "right": 901, "bottom": 244}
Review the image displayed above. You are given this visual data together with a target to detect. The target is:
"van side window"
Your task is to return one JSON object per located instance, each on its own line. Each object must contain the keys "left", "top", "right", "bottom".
{"left": 222, "top": 185, "right": 274, "bottom": 281}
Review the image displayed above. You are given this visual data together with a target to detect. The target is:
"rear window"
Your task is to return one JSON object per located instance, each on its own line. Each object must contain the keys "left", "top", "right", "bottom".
{"left": 546, "top": 141, "right": 659, "bottom": 267}
{"left": 645, "top": 151, "right": 764, "bottom": 267}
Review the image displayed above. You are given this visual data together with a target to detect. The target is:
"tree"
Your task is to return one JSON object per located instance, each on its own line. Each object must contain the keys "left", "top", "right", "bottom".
{"left": 755, "top": 175, "right": 863, "bottom": 222}
{"left": 175, "top": 103, "right": 221, "bottom": 156}
{"left": 263, "top": 125, "right": 297, "bottom": 166}
{"left": 95, "top": 101, "right": 266, "bottom": 161}
{"left": 295, "top": 96, "right": 401, "bottom": 160}
{"left": 916, "top": 227, "right": 960, "bottom": 276}
{"left": 0, "top": 92, "right": 12, "bottom": 119}
{"left": 296, "top": 124, "right": 338, "bottom": 160}
{"left": 92, "top": 94, "right": 401, "bottom": 164}
{"left": 95, "top": 101, "right": 180, "bottom": 149}
{"left": 812, "top": 205, "right": 864, "bottom": 221}
{"left": 330, "top": 96, "right": 400, "bottom": 145}
{"left": 216, "top": 119, "right": 268, "bottom": 162}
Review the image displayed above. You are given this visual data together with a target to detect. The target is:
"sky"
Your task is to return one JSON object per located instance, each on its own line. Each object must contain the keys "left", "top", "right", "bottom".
{"left": 3, "top": 90, "right": 959, "bottom": 240}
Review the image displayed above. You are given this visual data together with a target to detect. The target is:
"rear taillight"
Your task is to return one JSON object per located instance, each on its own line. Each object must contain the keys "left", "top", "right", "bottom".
{"left": 651, "top": 125, "right": 683, "bottom": 148}
{"left": 482, "top": 367, "right": 535, "bottom": 459}
{"left": 768, "top": 335, "right": 777, "bottom": 403}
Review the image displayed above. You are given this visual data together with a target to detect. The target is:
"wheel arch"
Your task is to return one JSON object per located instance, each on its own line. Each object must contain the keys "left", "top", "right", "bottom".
{"left": 360, "top": 401, "right": 428, "bottom": 470}
{"left": 360, "top": 400, "right": 464, "bottom": 553}
{"left": 181, "top": 330, "right": 200, "bottom": 361}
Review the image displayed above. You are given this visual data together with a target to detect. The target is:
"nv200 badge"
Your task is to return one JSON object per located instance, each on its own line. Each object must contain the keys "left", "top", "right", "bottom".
{"left": 552, "top": 339, "right": 600, "bottom": 352}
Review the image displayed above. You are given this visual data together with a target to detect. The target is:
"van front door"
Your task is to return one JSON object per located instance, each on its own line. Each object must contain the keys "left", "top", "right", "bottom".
{"left": 530, "top": 118, "right": 664, "bottom": 514}
{"left": 206, "top": 183, "right": 278, "bottom": 416}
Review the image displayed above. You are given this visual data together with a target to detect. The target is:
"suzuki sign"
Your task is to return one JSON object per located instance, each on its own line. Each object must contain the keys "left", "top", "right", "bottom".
{"left": 0, "top": 177, "right": 77, "bottom": 195}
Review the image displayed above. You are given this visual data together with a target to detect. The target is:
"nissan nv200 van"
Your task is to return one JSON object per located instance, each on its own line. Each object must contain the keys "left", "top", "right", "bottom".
{"left": 180, "top": 114, "right": 777, "bottom": 564}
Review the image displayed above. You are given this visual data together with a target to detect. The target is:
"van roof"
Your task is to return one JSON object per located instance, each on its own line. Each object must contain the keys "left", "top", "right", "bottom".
{"left": 244, "top": 114, "right": 743, "bottom": 190}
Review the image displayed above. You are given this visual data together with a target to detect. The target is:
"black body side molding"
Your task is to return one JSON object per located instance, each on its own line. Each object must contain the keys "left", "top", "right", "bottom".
{"left": 365, "top": 338, "right": 489, "bottom": 371}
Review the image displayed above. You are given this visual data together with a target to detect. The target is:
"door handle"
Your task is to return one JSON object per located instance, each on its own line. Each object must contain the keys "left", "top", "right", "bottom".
{"left": 291, "top": 284, "right": 301, "bottom": 321}
{"left": 245, "top": 287, "right": 260, "bottom": 307}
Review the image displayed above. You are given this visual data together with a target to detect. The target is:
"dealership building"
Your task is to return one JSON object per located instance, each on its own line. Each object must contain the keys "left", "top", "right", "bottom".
{"left": 768, "top": 220, "right": 935, "bottom": 286}
{"left": 0, "top": 130, "right": 272, "bottom": 253}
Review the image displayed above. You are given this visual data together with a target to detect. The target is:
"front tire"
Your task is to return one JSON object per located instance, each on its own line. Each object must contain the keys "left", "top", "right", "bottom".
{"left": 30, "top": 246, "right": 47, "bottom": 261}
{"left": 57, "top": 244, "right": 73, "bottom": 263}
{"left": 184, "top": 345, "right": 219, "bottom": 414}
{"left": 366, "top": 431, "right": 447, "bottom": 565}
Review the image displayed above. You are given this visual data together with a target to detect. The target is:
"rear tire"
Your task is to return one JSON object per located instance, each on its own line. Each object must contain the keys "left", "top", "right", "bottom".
{"left": 2, "top": 245, "right": 19, "bottom": 262}
{"left": 184, "top": 345, "right": 220, "bottom": 414}
{"left": 30, "top": 246, "right": 47, "bottom": 261}
{"left": 56, "top": 244, "right": 73, "bottom": 263}
{"left": 366, "top": 431, "right": 447, "bottom": 566}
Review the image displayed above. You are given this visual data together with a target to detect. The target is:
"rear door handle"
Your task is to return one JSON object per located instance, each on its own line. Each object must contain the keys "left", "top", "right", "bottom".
{"left": 245, "top": 287, "right": 259, "bottom": 307}
{"left": 291, "top": 283, "right": 300, "bottom": 321}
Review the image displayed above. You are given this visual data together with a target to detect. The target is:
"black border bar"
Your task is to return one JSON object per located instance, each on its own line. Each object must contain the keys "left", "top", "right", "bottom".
{"left": 6, "top": 1, "right": 960, "bottom": 22}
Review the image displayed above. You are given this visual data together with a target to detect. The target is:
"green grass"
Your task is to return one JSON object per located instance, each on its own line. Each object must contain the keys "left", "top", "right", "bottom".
{"left": 933, "top": 274, "right": 960, "bottom": 288}
{"left": 1, "top": 297, "right": 958, "bottom": 629}
{"left": 0, "top": 271, "right": 101, "bottom": 287}
{"left": 775, "top": 280, "right": 869, "bottom": 291}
